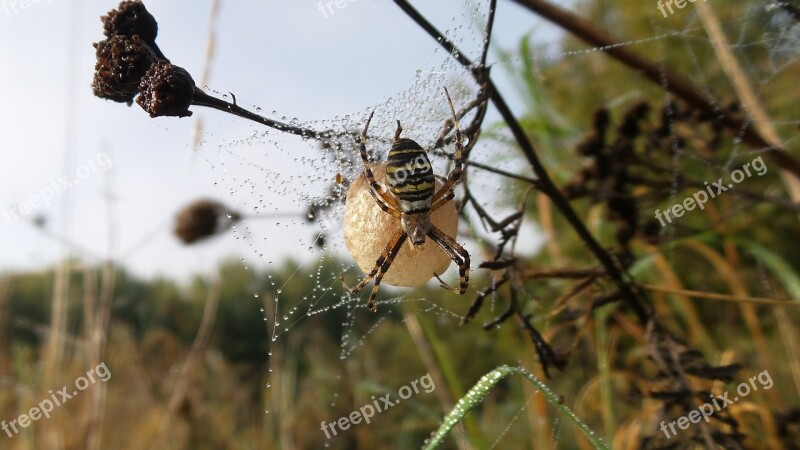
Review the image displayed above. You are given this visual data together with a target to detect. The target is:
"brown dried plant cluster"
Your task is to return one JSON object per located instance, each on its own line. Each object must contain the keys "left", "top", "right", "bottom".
{"left": 92, "top": 1, "right": 195, "bottom": 117}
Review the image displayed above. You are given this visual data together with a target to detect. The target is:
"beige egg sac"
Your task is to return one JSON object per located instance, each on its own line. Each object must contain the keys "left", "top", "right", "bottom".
{"left": 343, "top": 164, "right": 458, "bottom": 287}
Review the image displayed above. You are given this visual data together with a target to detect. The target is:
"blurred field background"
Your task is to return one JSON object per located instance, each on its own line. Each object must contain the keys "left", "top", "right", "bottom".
{"left": 2, "top": 0, "right": 800, "bottom": 449}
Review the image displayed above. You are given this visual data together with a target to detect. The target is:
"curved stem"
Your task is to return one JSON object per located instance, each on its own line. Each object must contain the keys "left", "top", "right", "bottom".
{"left": 191, "top": 87, "right": 344, "bottom": 140}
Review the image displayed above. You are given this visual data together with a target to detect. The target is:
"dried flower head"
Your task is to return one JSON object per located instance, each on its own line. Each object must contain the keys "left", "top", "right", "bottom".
{"left": 137, "top": 61, "right": 196, "bottom": 118}
{"left": 92, "top": 35, "right": 157, "bottom": 104}
{"left": 101, "top": 0, "right": 166, "bottom": 60}
{"left": 174, "top": 199, "right": 241, "bottom": 245}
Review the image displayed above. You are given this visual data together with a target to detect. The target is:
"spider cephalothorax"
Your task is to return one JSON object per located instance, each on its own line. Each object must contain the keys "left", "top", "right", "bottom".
{"left": 347, "top": 88, "right": 471, "bottom": 312}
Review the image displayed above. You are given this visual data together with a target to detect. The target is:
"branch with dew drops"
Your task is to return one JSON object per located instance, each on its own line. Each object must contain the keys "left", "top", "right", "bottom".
{"left": 91, "top": 1, "right": 349, "bottom": 141}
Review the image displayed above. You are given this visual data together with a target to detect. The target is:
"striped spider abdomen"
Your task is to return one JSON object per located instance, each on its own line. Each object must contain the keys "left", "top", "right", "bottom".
{"left": 385, "top": 138, "right": 436, "bottom": 215}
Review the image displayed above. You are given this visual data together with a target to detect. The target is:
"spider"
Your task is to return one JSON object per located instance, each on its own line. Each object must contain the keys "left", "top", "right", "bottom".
{"left": 348, "top": 87, "right": 470, "bottom": 312}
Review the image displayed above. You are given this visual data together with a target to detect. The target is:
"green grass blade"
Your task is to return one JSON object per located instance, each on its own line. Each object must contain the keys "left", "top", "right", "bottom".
{"left": 730, "top": 237, "right": 800, "bottom": 299}
{"left": 421, "top": 365, "right": 610, "bottom": 450}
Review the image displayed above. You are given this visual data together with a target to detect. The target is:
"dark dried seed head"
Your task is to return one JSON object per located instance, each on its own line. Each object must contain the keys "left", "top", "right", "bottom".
{"left": 641, "top": 219, "right": 662, "bottom": 245}
{"left": 174, "top": 199, "right": 240, "bottom": 245}
{"left": 101, "top": 1, "right": 168, "bottom": 61}
{"left": 92, "top": 35, "right": 157, "bottom": 104}
{"left": 137, "top": 61, "right": 195, "bottom": 118}
{"left": 592, "top": 107, "right": 610, "bottom": 133}
{"left": 102, "top": 1, "right": 158, "bottom": 45}
{"left": 560, "top": 181, "right": 585, "bottom": 200}
{"left": 576, "top": 131, "right": 603, "bottom": 156}
{"left": 618, "top": 100, "right": 649, "bottom": 138}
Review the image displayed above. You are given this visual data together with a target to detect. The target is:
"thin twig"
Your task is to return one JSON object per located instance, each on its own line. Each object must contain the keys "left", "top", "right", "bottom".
{"left": 392, "top": 1, "right": 479, "bottom": 76}
{"left": 461, "top": 276, "right": 509, "bottom": 325}
{"left": 524, "top": 267, "right": 604, "bottom": 279}
{"left": 192, "top": 88, "right": 341, "bottom": 140}
{"left": 480, "top": 0, "right": 498, "bottom": 68}
{"left": 464, "top": 159, "right": 538, "bottom": 184}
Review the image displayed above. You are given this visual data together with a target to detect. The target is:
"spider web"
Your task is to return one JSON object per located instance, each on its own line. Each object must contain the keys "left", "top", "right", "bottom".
{"left": 191, "top": 0, "right": 799, "bottom": 447}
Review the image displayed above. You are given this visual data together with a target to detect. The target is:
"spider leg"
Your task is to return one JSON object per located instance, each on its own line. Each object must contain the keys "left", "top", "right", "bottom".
{"left": 430, "top": 189, "right": 455, "bottom": 212}
{"left": 432, "top": 87, "right": 464, "bottom": 204}
{"left": 360, "top": 112, "right": 402, "bottom": 218}
{"left": 367, "top": 182, "right": 402, "bottom": 218}
{"left": 346, "top": 228, "right": 408, "bottom": 312}
{"left": 428, "top": 225, "right": 470, "bottom": 294}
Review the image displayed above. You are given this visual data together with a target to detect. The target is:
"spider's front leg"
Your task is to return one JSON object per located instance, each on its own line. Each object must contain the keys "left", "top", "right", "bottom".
{"left": 346, "top": 228, "right": 408, "bottom": 312}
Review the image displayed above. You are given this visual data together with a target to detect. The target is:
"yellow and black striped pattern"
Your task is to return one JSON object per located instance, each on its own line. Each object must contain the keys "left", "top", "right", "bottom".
{"left": 385, "top": 138, "right": 435, "bottom": 215}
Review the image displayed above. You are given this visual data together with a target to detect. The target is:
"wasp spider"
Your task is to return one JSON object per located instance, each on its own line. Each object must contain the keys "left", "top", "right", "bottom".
{"left": 348, "top": 88, "right": 470, "bottom": 312}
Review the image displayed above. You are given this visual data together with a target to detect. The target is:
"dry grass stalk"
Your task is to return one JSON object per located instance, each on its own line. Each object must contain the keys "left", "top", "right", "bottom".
{"left": 154, "top": 276, "right": 222, "bottom": 450}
